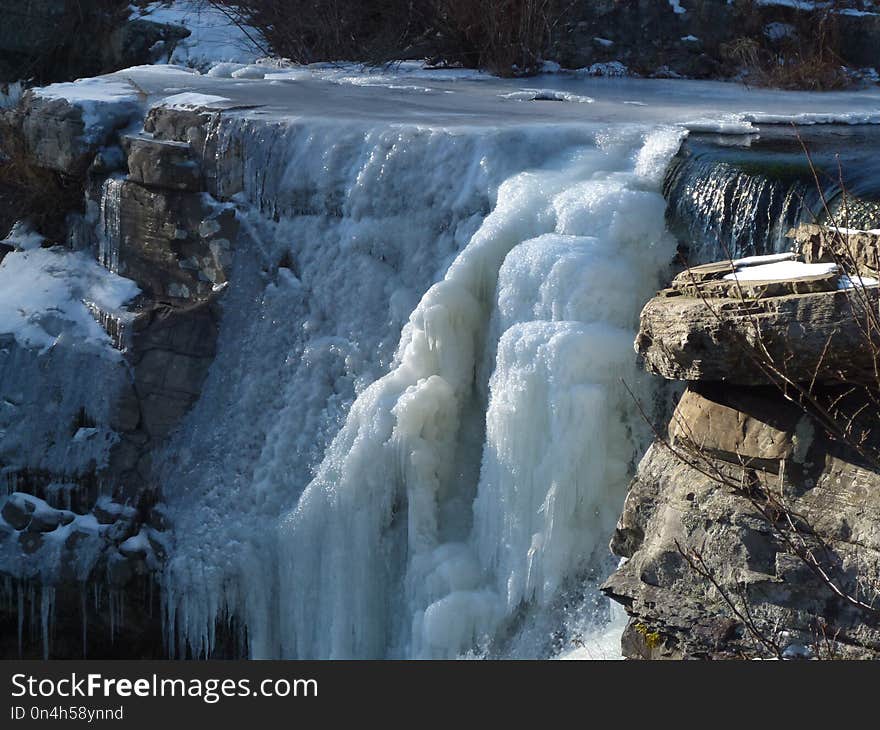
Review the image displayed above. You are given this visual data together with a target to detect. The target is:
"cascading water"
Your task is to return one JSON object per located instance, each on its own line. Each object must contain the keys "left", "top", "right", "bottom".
{"left": 664, "top": 140, "right": 810, "bottom": 263}
{"left": 664, "top": 128, "right": 880, "bottom": 264}
{"left": 158, "top": 114, "right": 683, "bottom": 659}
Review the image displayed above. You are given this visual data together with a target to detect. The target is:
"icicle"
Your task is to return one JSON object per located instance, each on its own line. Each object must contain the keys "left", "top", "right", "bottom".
{"left": 81, "top": 586, "right": 88, "bottom": 659}
{"left": 17, "top": 582, "right": 23, "bottom": 657}
{"left": 98, "top": 177, "right": 124, "bottom": 274}
{"left": 40, "top": 586, "right": 54, "bottom": 660}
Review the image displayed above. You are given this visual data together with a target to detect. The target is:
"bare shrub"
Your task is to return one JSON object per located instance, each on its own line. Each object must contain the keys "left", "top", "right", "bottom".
{"left": 206, "top": 0, "right": 432, "bottom": 65}
{"left": 723, "top": 1, "right": 850, "bottom": 90}
{"left": 431, "top": 0, "right": 556, "bottom": 75}
{"left": 211, "top": 0, "right": 559, "bottom": 75}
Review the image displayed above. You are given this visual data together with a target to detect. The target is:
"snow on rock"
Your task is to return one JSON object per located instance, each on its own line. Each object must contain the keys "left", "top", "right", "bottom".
{"left": 34, "top": 78, "right": 142, "bottom": 141}
{"left": 206, "top": 62, "right": 268, "bottom": 80}
{"left": 733, "top": 252, "right": 799, "bottom": 266}
{"left": 0, "top": 248, "right": 140, "bottom": 353}
{"left": 838, "top": 273, "right": 880, "bottom": 289}
{"left": 134, "top": 1, "right": 264, "bottom": 70}
{"left": 756, "top": 0, "right": 820, "bottom": 8}
{"left": 576, "top": 61, "right": 631, "bottom": 77}
{"left": 501, "top": 89, "right": 594, "bottom": 103}
{"left": 765, "top": 22, "right": 796, "bottom": 41}
{"left": 158, "top": 91, "right": 233, "bottom": 109}
{"left": 119, "top": 528, "right": 152, "bottom": 557}
{"left": 3, "top": 222, "right": 44, "bottom": 251}
{"left": 669, "top": 0, "right": 687, "bottom": 14}
{"left": 724, "top": 260, "right": 838, "bottom": 281}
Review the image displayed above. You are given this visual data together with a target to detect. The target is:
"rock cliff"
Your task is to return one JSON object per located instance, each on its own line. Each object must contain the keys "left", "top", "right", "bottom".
{"left": 0, "top": 88, "right": 239, "bottom": 657}
{"left": 603, "top": 233, "right": 880, "bottom": 659}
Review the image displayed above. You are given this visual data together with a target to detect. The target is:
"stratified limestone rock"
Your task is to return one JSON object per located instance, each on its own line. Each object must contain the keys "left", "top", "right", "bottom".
{"left": 603, "top": 385, "right": 880, "bottom": 660}
{"left": 114, "top": 180, "right": 236, "bottom": 300}
{"left": 637, "top": 256, "right": 880, "bottom": 385}
{"left": 670, "top": 385, "right": 809, "bottom": 472}
{"left": 9, "top": 90, "right": 140, "bottom": 176}
{"left": 125, "top": 134, "right": 202, "bottom": 192}
{"left": 793, "top": 223, "right": 880, "bottom": 274}
{"left": 0, "top": 73, "right": 250, "bottom": 656}
{"left": 126, "top": 298, "right": 219, "bottom": 444}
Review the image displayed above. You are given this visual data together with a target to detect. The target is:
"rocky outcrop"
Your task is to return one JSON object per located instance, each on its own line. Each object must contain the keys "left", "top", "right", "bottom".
{"left": 11, "top": 90, "right": 142, "bottom": 175}
{"left": 636, "top": 256, "right": 880, "bottom": 385}
{"left": 0, "top": 90, "right": 240, "bottom": 657}
{"left": 603, "top": 232, "right": 880, "bottom": 660}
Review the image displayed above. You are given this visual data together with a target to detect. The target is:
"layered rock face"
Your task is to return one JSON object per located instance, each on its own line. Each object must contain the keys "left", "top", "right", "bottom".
{"left": 603, "top": 233, "right": 880, "bottom": 659}
{"left": 0, "top": 91, "right": 238, "bottom": 657}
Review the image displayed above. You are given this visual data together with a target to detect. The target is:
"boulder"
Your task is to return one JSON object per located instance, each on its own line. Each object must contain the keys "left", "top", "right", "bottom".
{"left": 637, "top": 267, "right": 880, "bottom": 385}
{"left": 669, "top": 385, "right": 811, "bottom": 473}
{"left": 1, "top": 493, "right": 34, "bottom": 530}
{"left": 114, "top": 180, "right": 237, "bottom": 300}
{"left": 603, "top": 386, "right": 880, "bottom": 659}
{"left": 125, "top": 134, "right": 202, "bottom": 192}
{"left": 27, "top": 506, "right": 75, "bottom": 533}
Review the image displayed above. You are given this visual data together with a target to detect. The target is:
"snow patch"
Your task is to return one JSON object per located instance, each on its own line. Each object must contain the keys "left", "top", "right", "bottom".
{"left": 135, "top": 1, "right": 264, "bottom": 70}
{"left": 159, "top": 92, "right": 233, "bottom": 109}
{"left": 724, "top": 260, "right": 838, "bottom": 281}
{"left": 0, "top": 248, "right": 139, "bottom": 353}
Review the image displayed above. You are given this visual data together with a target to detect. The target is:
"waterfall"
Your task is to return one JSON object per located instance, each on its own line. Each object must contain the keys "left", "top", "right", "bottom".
{"left": 663, "top": 130, "right": 880, "bottom": 264}
{"left": 664, "top": 150, "right": 809, "bottom": 263}
{"left": 159, "top": 117, "right": 683, "bottom": 659}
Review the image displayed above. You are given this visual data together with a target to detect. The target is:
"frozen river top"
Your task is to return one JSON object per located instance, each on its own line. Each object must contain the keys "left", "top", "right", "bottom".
{"left": 46, "top": 62, "right": 880, "bottom": 133}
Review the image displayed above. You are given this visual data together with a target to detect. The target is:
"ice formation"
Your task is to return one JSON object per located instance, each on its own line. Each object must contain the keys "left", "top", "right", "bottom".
{"left": 157, "top": 105, "right": 682, "bottom": 658}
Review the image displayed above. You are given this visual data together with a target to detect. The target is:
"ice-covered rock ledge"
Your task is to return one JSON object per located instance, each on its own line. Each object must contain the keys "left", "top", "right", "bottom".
{"left": 603, "top": 226, "right": 880, "bottom": 660}
{"left": 0, "top": 78, "right": 241, "bottom": 658}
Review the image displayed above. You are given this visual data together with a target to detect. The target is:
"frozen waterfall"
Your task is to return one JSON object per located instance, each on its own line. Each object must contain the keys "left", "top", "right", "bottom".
{"left": 159, "top": 115, "right": 683, "bottom": 659}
